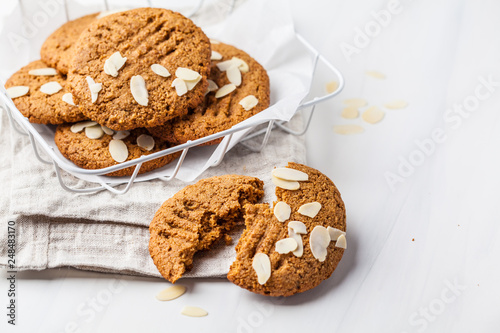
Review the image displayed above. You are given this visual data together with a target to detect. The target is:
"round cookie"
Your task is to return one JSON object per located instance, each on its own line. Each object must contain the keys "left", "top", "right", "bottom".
{"left": 54, "top": 123, "right": 180, "bottom": 177}
{"left": 149, "top": 175, "right": 264, "bottom": 283}
{"left": 148, "top": 42, "right": 270, "bottom": 145}
{"left": 227, "top": 162, "right": 346, "bottom": 296}
{"left": 67, "top": 8, "right": 211, "bottom": 131}
{"left": 5, "top": 60, "right": 85, "bottom": 124}
{"left": 40, "top": 13, "right": 98, "bottom": 75}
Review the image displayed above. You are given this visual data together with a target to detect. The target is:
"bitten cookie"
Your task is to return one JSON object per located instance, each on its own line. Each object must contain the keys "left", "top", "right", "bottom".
{"left": 54, "top": 122, "right": 180, "bottom": 177}
{"left": 148, "top": 42, "right": 270, "bottom": 145}
{"left": 67, "top": 8, "right": 211, "bottom": 131}
{"left": 40, "top": 13, "right": 98, "bottom": 75}
{"left": 227, "top": 162, "right": 346, "bottom": 296}
{"left": 149, "top": 175, "right": 264, "bottom": 283}
{"left": 5, "top": 60, "right": 85, "bottom": 124}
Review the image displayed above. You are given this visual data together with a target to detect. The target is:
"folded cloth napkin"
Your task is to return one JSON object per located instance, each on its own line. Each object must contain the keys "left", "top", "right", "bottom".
{"left": 0, "top": 108, "right": 306, "bottom": 278}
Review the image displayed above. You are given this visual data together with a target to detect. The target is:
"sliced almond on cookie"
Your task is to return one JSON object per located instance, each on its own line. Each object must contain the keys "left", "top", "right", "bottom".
{"left": 232, "top": 57, "right": 249, "bottom": 73}
{"left": 109, "top": 139, "right": 128, "bottom": 163}
{"left": 273, "top": 201, "right": 291, "bottom": 222}
{"left": 288, "top": 227, "right": 304, "bottom": 257}
{"left": 252, "top": 253, "right": 271, "bottom": 285}
{"left": 226, "top": 65, "right": 241, "bottom": 86}
{"left": 113, "top": 130, "right": 130, "bottom": 140}
{"left": 137, "top": 134, "right": 155, "bottom": 151}
{"left": 207, "top": 80, "right": 218, "bottom": 93}
{"left": 156, "top": 285, "right": 186, "bottom": 301}
{"left": 6, "top": 86, "right": 29, "bottom": 99}
{"left": 176, "top": 67, "right": 201, "bottom": 81}
{"left": 211, "top": 50, "right": 223, "bottom": 60}
{"left": 215, "top": 84, "right": 236, "bottom": 98}
{"left": 70, "top": 121, "right": 98, "bottom": 133}
{"left": 275, "top": 238, "right": 298, "bottom": 254}
{"left": 130, "top": 75, "right": 148, "bottom": 106}
{"left": 151, "top": 64, "right": 171, "bottom": 78}
{"left": 310, "top": 226, "right": 330, "bottom": 262}
{"left": 271, "top": 175, "right": 300, "bottom": 190}
{"left": 28, "top": 68, "right": 57, "bottom": 76}
{"left": 298, "top": 202, "right": 322, "bottom": 218}
{"left": 288, "top": 221, "right": 307, "bottom": 235}
{"left": 101, "top": 125, "right": 114, "bottom": 136}
{"left": 62, "top": 93, "right": 75, "bottom": 106}
{"left": 172, "top": 78, "right": 188, "bottom": 97}
{"left": 40, "top": 81, "right": 62, "bottom": 95}
{"left": 86, "top": 76, "right": 102, "bottom": 103}
{"left": 239, "top": 95, "right": 258, "bottom": 111}
{"left": 85, "top": 124, "right": 104, "bottom": 139}
{"left": 335, "top": 234, "right": 347, "bottom": 249}
{"left": 104, "top": 52, "right": 127, "bottom": 77}
{"left": 272, "top": 168, "right": 308, "bottom": 181}
{"left": 185, "top": 76, "right": 201, "bottom": 91}
{"left": 327, "top": 226, "right": 346, "bottom": 242}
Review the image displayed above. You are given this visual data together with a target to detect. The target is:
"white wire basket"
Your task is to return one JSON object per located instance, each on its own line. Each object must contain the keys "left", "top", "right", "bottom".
{"left": 0, "top": 0, "right": 344, "bottom": 194}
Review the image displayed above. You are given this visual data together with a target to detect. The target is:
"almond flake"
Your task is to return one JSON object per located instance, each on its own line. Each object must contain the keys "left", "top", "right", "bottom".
{"left": 6, "top": 86, "right": 29, "bottom": 99}
{"left": 326, "top": 81, "right": 339, "bottom": 93}
{"left": 151, "top": 64, "right": 171, "bottom": 77}
{"left": 366, "top": 70, "right": 386, "bottom": 79}
{"left": 130, "top": 75, "right": 148, "bottom": 106}
{"left": 288, "top": 221, "right": 307, "bottom": 234}
{"left": 85, "top": 124, "right": 104, "bottom": 139}
{"left": 273, "top": 201, "right": 291, "bottom": 222}
{"left": 288, "top": 227, "right": 304, "bottom": 257}
{"left": 252, "top": 253, "right": 271, "bottom": 285}
{"left": 70, "top": 121, "right": 98, "bottom": 133}
{"left": 101, "top": 125, "right": 114, "bottom": 135}
{"left": 181, "top": 306, "right": 208, "bottom": 317}
{"left": 211, "top": 50, "right": 223, "bottom": 60}
{"left": 333, "top": 124, "right": 364, "bottom": 135}
{"left": 28, "top": 68, "right": 57, "bottom": 76}
{"left": 104, "top": 52, "right": 127, "bottom": 77}
{"left": 40, "top": 81, "right": 62, "bottom": 95}
{"left": 232, "top": 57, "right": 249, "bottom": 73}
{"left": 310, "top": 226, "right": 330, "bottom": 262}
{"left": 215, "top": 84, "right": 236, "bottom": 98}
{"left": 86, "top": 76, "right": 102, "bottom": 103}
{"left": 109, "top": 139, "right": 128, "bottom": 163}
{"left": 226, "top": 65, "right": 241, "bottom": 86}
{"left": 113, "top": 130, "right": 130, "bottom": 140}
{"left": 239, "top": 95, "right": 258, "bottom": 111}
{"left": 275, "top": 238, "right": 298, "bottom": 254}
{"left": 207, "top": 79, "right": 218, "bottom": 93}
{"left": 156, "top": 285, "right": 186, "bottom": 301}
{"left": 210, "top": 39, "right": 220, "bottom": 44}
{"left": 384, "top": 100, "right": 408, "bottom": 109}
{"left": 186, "top": 76, "right": 201, "bottom": 91}
{"left": 341, "top": 107, "right": 359, "bottom": 119}
{"left": 298, "top": 202, "right": 322, "bottom": 218}
{"left": 335, "top": 234, "right": 347, "bottom": 249}
{"left": 343, "top": 98, "right": 367, "bottom": 108}
{"left": 137, "top": 134, "right": 155, "bottom": 151}
{"left": 327, "top": 226, "right": 346, "bottom": 242}
{"left": 61, "top": 93, "right": 75, "bottom": 106}
{"left": 271, "top": 175, "right": 300, "bottom": 190}
{"left": 216, "top": 59, "right": 238, "bottom": 72}
{"left": 362, "top": 106, "right": 385, "bottom": 124}
{"left": 175, "top": 67, "right": 201, "bottom": 81}
{"left": 272, "top": 167, "right": 308, "bottom": 181}
{"left": 172, "top": 78, "right": 188, "bottom": 96}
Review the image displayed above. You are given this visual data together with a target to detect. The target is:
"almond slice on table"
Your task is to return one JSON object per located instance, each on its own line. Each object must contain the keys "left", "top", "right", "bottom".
{"left": 273, "top": 201, "right": 291, "bottom": 222}
{"left": 239, "top": 95, "right": 258, "bottom": 111}
{"left": 40, "top": 81, "right": 62, "bottom": 95}
{"left": 6, "top": 86, "right": 29, "bottom": 99}
{"left": 70, "top": 121, "right": 98, "bottom": 133}
{"left": 108, "top": 139, "right": 128, "bottom": 163}
{"left": 384, "top": 100, "right": 408, "bottom": 109}
{"left": 333, "top": 124, "right": 364, "bottom": 135}
{"left": 156, "top": 285, "right": 186, "bottom": 301}
{"left": 181, "top": 306, "right": 208, "bottom": 317}
{"left": 366, "top": 70, "right": 386, "bottom": 79}
{"left": 85, "top": 124, "right": 104, "bottom": 139}
{"left": 343, "top": 98, "right": 367, "bottom": 108}
{"left": 62, "top": 93, "right": 75, "bottom": 106}
{"left": 275, "top": 238, "right": 298, "bottom": 254}
{"left": 271, "top": 175, "right": 300, "bottom": 190}
{"left": 130, "top": 75, "right": 148, "bottom": 106}
{"left": 150, "top": 64, "right": 171, "bottom": 77}
{"left": 325, "top": 81, "right": 339, "bottom": 93}
{"left": 272, "top": 167, "right": 308, "bottom": 181}
{"left": 172, "top": 78, "right": 188, "bottom": 97}
{"left": 215, "top": 84, "right": 236, "bottom": 98}
{"left": 310, "top": 226, "right": 330, "bottom": 262}
{"left": 298, "top": 202, "right": 322, "bottom": 218}
{"left": 335, "top": 234, "right": 347, "bottom": 249}
{"left": 327, "top": 226, "right": 346, "bottom": 242}
{"left": 137, "top": 134, "right": 155, "bottom": 151}
{"left": 288, "top": 221, "right": 307, "bottom": 235}
{"left": 341, "top": 107, "right": 359, "bottom": 119}
{"left": 252, "top": 253, "right": 271, "bottom": 285}
{"left": 113, "top": 130, "right": 130, "bottom": 140}
{"left": 362, "top": 106, "right": 385, "bottom": 124}
{"left": 28, "top": 68, "right": 57, "bottom": 76}
{"left": 104, "top": 52, "right": 127, "bottom": 77}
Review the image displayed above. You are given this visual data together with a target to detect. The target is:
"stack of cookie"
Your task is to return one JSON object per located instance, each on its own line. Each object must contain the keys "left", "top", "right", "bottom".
{"left": 4, "top": 8, "right": 270, "bottom": 176}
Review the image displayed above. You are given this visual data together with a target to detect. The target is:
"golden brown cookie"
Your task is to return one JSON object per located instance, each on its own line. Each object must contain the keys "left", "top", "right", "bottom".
{"left": 67, "top": 8, "right": 211, "bottom": 131}
{"left": 54, "top": 122, "right": 180, "bottom": 177}
{"left": 149, "top": 175, "right": 264, "bottom": 283}
{"left": 40, "top": 13, "right": 98, "bottom": 75}
{"left": 227, "top": 163, "right": 346, "bottom": 296}
{"left": 5, "top": 60, "right": 85, "bottom": 124}
{"left": 148, "top": 42, "right": 270, "bottom": 145}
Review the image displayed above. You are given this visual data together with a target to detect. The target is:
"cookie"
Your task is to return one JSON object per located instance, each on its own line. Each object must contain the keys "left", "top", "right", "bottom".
{"left": 54, "top": 122, "right": 180, "bottom": 177}
{"left": 40, "top": 13, "right": 98, "bottom": 75}
{"left": 149, "top": 175, "right": 264, "bottom": 283}
{"left": 148, "top": 42, "right": 270, "bottom": 145}
{"left": 5, "top": 60, "right": 85, "bottom": 124}
{"left": 227, "top": 162, "right": 346, "bottom": 296}
{"left": 67, "top": 8, "right": 211, "bottom": 131}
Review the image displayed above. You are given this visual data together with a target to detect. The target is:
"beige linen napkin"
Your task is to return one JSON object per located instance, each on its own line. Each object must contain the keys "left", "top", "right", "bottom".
{"left": 0, "top": 108, "right": 306, "bottom": 278}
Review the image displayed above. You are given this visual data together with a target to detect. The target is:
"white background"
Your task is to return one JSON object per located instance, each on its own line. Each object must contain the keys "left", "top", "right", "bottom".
{"left": 2, "top": 0, "right": 500, "bottom": 332}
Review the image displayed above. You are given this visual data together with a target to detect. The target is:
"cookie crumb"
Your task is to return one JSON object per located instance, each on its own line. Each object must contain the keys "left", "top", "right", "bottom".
{"left": 412, "top": 238, "right": 415, "bottom": 241}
